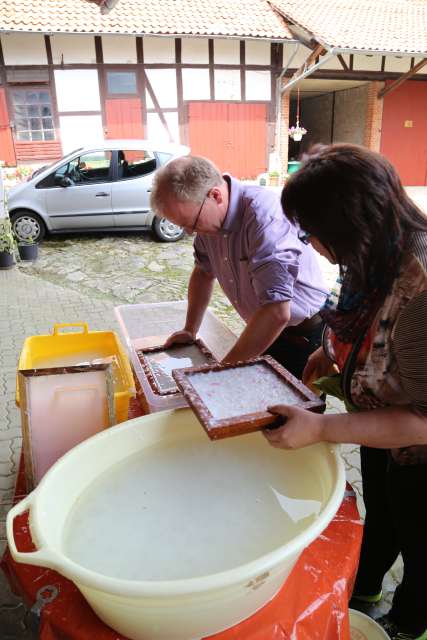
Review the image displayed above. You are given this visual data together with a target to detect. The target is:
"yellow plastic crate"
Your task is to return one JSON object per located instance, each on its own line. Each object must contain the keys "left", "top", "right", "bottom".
{"left": 16, "top": 323, "right": 135, "bottom": 423}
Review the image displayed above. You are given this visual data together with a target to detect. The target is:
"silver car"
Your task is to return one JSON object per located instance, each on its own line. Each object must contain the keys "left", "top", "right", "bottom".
{"left": 7, "top": 140, "right": 189, "bottom": 243}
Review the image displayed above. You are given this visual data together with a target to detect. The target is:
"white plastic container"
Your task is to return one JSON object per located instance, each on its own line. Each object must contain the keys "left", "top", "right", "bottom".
{"left": 7, "top": 409, "right": 345, "bottom": 640}
{"left": 115, "top": 301, "right": 237, "bottom": 413}
{"left": 349, "top": 609, "right": 390, "bottom": 639}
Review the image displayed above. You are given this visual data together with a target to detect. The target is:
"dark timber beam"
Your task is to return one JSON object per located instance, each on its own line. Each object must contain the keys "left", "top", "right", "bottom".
{"left": 378, "top": 58, "right": 427, "bottom": 98}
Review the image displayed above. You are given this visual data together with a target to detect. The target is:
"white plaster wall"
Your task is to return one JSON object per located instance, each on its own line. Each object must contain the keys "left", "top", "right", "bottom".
{"left": 143, "top": 37, "right": 175, "bottom": 63}
{"left": 51, "top": 34, "right": 96, "bottom": 64}
{"left": 55, "top": 70, "right": 101, "bottom": 112}
{"left": 352, "top": 55, "right": 383, "bottom": 71}
{"left": 245, "top": 40, "right": 270, "bottom": 66}
{"left": 214, "top": 69, "right": 241, "bottom": 100}
{"left": 384, "top": 56, "right": 412, "bottom": 73}
{"left": 59, "top": 115, "right": 104, "bottom": 153}
{"left": 1, "top": 33, "right": 47, "bottom": 65}
{"left": 145, "top": 69, "right": 177, "bottom": 108}
{"left": 321, "top": 55, "right": 347, "bottom": 71}
{"left": 102, "top": 35, "right": 137, "bottom": 64}
{"left": 147, "top": 112, "right": 180, "bottom": 144}
{"left": 181, "top": 38, "right": 209, "bottom": 64}
{"left": 283, "top": 43, "right": 311, "bottom": 68}
{"left": 214, "top": 39, "right": 240, "bottom": 64}
{"left": 182, "top": 68, "right": 211, "bottom": 100}
{"left": 245, "top": 70, "right": 271, "bottom": 100}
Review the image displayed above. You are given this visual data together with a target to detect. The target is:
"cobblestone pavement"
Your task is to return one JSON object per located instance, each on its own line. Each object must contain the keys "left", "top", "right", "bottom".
{"left": 1, "top": 231, "right": 403, "bottom": 636}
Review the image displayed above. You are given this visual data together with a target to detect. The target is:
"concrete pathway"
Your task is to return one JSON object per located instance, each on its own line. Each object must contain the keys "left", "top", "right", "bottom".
{"left": 0, "top": 233, "right": 403, "bottom": 636}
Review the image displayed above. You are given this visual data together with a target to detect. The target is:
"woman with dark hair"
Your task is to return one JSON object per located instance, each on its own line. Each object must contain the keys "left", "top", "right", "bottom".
{"left": 264, "top": 143, "right": 427, "bottom": 640}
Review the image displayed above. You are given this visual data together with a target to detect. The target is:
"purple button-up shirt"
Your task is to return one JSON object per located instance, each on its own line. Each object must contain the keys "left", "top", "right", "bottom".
{"left": 194, "top": 176, "right": 328, "bottom": 326}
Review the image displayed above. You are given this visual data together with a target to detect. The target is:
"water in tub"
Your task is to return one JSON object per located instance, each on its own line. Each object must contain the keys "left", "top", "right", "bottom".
{"left": 63, "top": 435, "right": 323, "bottom": 581}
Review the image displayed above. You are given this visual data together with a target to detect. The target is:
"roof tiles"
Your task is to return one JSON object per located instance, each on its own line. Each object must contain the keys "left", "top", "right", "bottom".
{"left": 0, "top": 0, "right": 293, "bottom": 40}
{"left": 270, "top": 0, "right": 427, "bottom": 55}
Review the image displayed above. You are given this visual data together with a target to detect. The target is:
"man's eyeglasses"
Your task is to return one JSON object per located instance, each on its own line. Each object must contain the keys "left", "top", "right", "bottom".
{"left": 298, "top": 230, "right": 311, "bottom": 245}
{"left": 190, "top": 196, "right": 207, "bottom": 234}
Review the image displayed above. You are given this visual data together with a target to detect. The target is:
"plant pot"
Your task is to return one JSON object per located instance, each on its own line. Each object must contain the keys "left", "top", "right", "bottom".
{"left": 0, "top": 250, "right": 16, "bottom": 269}
{"left": 18, "top": 243, "right": 38, "bottom": 261}
{"left": 269, "top": 176, "right": 279, "bottom": 187}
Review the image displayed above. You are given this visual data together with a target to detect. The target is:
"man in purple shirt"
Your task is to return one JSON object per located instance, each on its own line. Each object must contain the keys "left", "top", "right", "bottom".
{"left": 150, "top": 156, "right": 328, "bottom": 379}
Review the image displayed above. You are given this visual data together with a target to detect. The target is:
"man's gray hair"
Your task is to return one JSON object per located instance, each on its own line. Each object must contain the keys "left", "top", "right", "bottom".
{"left": 150, "top": 156, "right": 223, "bottom": 215}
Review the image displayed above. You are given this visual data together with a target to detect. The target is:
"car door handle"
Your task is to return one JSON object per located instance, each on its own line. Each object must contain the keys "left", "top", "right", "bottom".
{"left": 95, "top": 192, "right": 109, "bottom": 197}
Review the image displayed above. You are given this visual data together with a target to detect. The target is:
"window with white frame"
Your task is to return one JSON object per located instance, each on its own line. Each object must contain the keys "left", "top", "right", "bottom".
{"left": 12, "top": 89, "right": 55, "bottom": 141}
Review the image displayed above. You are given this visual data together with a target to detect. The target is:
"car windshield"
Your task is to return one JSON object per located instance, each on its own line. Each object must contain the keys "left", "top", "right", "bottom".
{"left": 31, "top": 147, "right": 84, "bottom": 179}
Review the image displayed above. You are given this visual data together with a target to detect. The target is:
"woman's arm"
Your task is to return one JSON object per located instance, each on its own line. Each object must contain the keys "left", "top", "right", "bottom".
{"left": 263, "top": 404, "right": 427, "bottom": 450}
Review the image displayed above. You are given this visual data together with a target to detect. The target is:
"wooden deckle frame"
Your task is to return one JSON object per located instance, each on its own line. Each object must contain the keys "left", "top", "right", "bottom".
{"left": 173, "top": 355, "right": 325, "bottom": 440}
{"left": 136, "top": 339, "right": 217, "bottom": 396}
{"left": 18, "top": 364, "right": 115, "bottom": 491}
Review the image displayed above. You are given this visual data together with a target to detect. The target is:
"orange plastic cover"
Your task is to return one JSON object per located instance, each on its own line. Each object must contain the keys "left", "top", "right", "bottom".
{"left": 1, "top": 401, "right": 362, "bottom": 640}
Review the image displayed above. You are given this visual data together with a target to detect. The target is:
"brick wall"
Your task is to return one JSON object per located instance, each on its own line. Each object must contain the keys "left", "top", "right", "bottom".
{"left": 277, "top": 87, "right": 290, "bottom": 174}
{"left": 363, "top": 81, "right": 384, "bottom": 151}
{"left": 334, "top": 84, "right": 369, "bottom": 145}
{"left": 277, "top": 80, "right": 385, "bottom": 172}
{"left": 299, "top": 93, "right": 334, "bottom": 152}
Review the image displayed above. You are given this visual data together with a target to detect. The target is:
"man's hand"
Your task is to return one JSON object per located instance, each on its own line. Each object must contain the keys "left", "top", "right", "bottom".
{"left": 262, "top": 404, "right": 325, "bottom": 449}
{"left": 164, "top": 329, "right": 195, "bottom": 348}
{"left": 302, "top": 347, "right": 339, "bottom": 392}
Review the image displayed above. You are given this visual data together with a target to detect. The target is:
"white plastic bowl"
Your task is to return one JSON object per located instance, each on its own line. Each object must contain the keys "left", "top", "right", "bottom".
{"left": 349, "top": 609, "right": 390, "bottom": 639}
{"left": 7, "top": 409, "right": 345, "bottom": 640}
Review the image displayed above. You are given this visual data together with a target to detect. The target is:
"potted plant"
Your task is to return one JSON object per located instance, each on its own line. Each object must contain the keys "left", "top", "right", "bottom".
{"left": 288, "top": 123, "right": 307, "bottom": 142}
{"left": 268, "top": 170, "right": 280, "bottom": 187}
{"left": 17, "top": 237, "right": 38, "bottom": 261}
{"left": 0, "top": 217, "right": 17, "bottom": 269}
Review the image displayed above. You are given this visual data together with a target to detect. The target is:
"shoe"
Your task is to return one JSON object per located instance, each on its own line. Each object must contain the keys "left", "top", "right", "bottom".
{"left": 376, "top": 614, "right": 427, "bottom": 640}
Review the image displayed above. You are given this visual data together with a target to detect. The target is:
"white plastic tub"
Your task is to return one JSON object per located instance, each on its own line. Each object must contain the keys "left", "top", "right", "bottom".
{"left": 349, "top": 609, "right": 390, "bottom": 639}
{"left": 114, "top": 301, "right": 237, "bottom": 413}
{"left": 7, "top": 409, "right": 345, "bottom": 640}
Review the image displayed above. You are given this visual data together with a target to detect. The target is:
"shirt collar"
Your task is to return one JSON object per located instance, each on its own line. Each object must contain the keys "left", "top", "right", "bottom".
{"left": 220, "top": 175, "right": 243, "bottom": 235}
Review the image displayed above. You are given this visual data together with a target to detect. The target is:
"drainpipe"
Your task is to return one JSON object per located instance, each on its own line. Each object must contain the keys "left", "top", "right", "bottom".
{"left": 280, "top": 46, "right": 337, "bottom": 94}
{"left": 276, "top": 43, "right": 300, "bottom": 168}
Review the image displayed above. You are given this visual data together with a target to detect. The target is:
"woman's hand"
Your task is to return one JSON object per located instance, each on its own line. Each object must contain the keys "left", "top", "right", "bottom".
{"left": 164, "top": 329, "right": 195, "bottom": 348}
{"left": 263, "top": 405, "right": 325, "bottom": 449}
{"left": 302, "top": 346, "right": 338, "bottom": 392}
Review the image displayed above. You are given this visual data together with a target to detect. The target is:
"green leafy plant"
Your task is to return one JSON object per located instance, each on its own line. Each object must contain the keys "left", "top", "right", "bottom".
{"left": 0, "top": 217, "right": 18, "bottom": 254}
{"left": 268, "top": 169, "right": 280, "bottom": 178}
{"left": 18, "top": 236, "right": 35, "bottom": 246}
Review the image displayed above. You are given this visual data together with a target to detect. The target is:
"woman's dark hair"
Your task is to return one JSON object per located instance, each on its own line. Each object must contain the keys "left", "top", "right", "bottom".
{"left": 282, "top": 143, "right": 427, "bottom": 293}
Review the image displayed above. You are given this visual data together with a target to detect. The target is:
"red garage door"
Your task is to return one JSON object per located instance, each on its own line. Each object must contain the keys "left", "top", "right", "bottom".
{"left": 0, "top": 88, "right": 16, "bottom": 165}
{"left": 381, "top": 80, "right": 427, "bottom": 186}
{"left": 187, "top": 102, "right": 267, "bottom": 179}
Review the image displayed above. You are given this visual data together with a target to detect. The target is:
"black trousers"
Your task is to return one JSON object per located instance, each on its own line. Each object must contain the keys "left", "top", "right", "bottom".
{"left": 264, "top": 321, "right": 323, "bottom": 380}
{"left": 354, "top": 446, "right": 427, "bottom": 635}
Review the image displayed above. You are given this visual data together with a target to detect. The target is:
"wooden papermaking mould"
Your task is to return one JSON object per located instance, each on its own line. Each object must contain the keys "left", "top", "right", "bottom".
{"left": 136, "top": 339, "right": 217, "bottom": 396}
{"left": 172, "top": 355, "right": 325, "bottom": 440}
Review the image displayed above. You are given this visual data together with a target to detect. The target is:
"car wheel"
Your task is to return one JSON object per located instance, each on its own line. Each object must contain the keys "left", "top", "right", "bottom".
{"left": 152, "top": 216, "right": 184, "bottom": 242}
{"left": 11, "top": 210, "right": 46, "bottom": 243}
